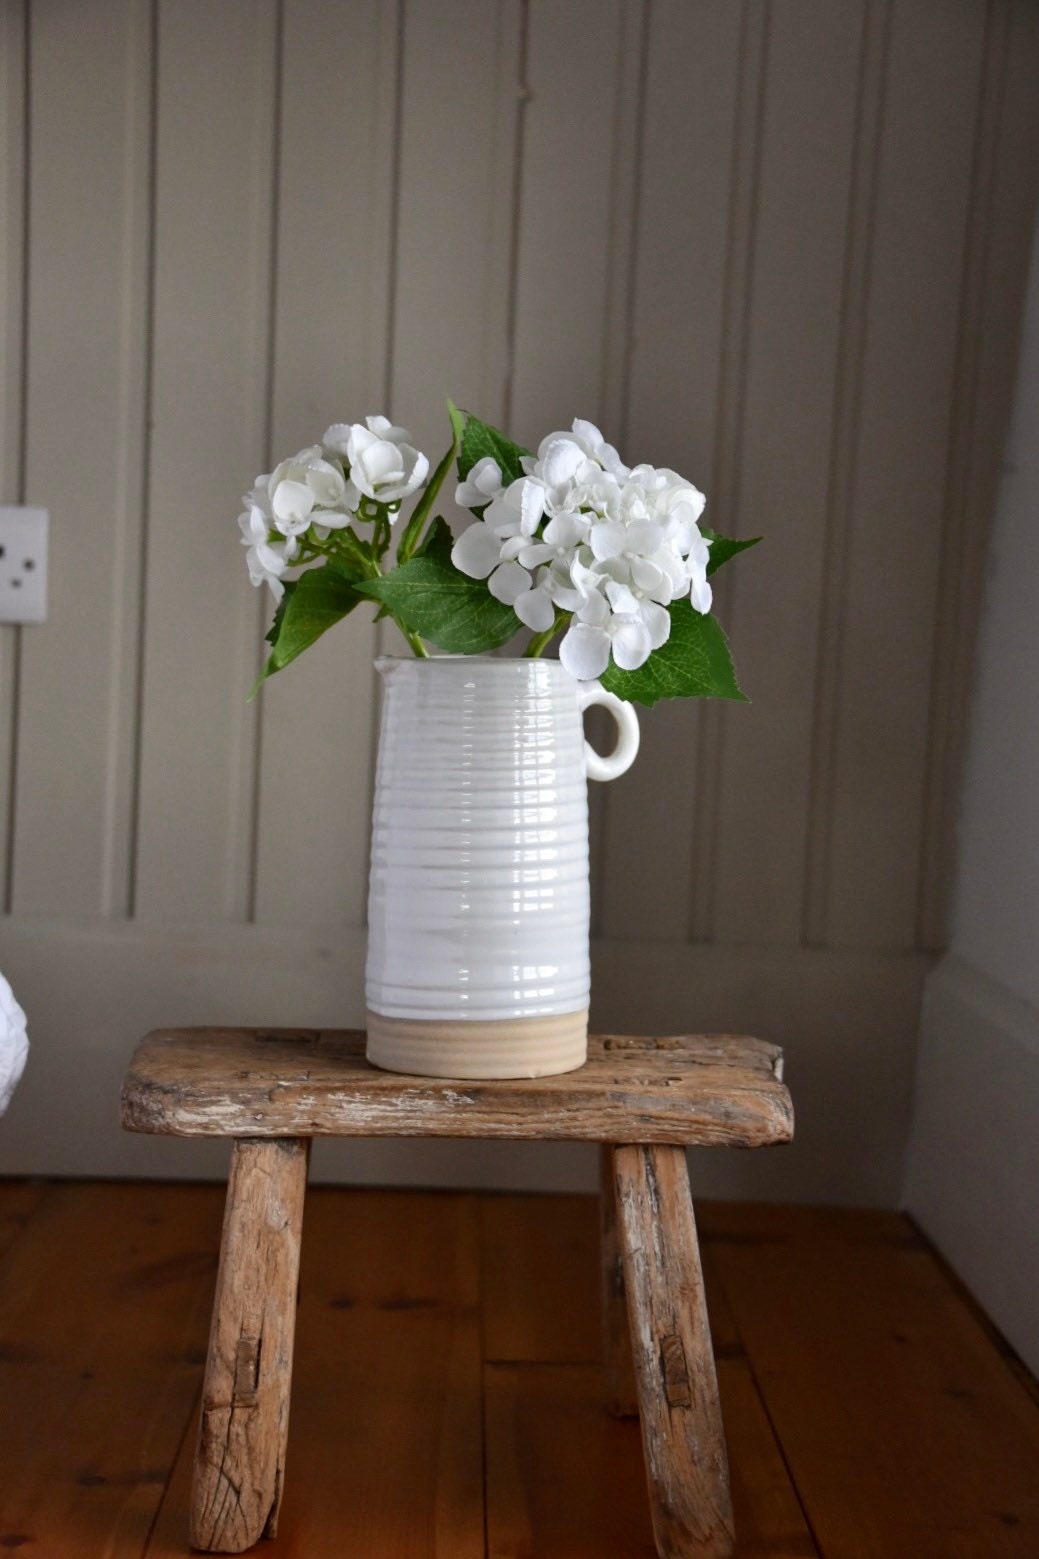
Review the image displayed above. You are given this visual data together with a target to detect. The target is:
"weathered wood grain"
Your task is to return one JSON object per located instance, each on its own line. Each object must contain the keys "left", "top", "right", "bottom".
{"left": 150, "top": 1186, "right": 485, "bottom": 1558}
{"left": 614, "top": 1145, "right": 734, "bottom": 1559}
{"left": 601, "top": 1144, "right": 638, "bottom": 1417}
{"left": 190, "top": 1139, "right": 308, "bottom": 1553}
{"left": 121, "top": 1029, "right": 792, "bottom": 1147}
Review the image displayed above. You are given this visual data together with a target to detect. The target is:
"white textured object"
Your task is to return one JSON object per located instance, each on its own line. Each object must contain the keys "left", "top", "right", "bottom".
{"left": 365, "top": 656, "right": 639, "bottom": 1077}
{"left": 0, "top": 971, "right": 28, "bottom": 1117}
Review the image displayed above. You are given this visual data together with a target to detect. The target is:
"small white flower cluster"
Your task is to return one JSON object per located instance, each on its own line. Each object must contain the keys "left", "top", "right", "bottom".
{"left": 239, "top": 417, "right": 428, "bottom": 599}
{"left": 0, "top": 970, "right": 28, "bottom": 1118}
{"left": 451, "top": 419, "right": 711, "bottom": 680}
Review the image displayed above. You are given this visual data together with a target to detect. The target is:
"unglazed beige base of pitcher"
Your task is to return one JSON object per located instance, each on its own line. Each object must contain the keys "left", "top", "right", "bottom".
{"left": 365, "top": 1009, "right": 589, "bottom": 1080}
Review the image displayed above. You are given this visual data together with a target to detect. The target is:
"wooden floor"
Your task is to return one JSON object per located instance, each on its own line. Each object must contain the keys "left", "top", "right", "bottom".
{"left": 0, "top": 1181, "right": 1037, "bottom": 1557}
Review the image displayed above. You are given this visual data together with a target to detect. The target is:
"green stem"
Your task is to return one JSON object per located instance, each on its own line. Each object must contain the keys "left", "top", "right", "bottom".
{"left": 523, "top": 611, "right": 569, "bottom": 658}
{"left": 403, "top": 625, "right": 430, "bottom": 658}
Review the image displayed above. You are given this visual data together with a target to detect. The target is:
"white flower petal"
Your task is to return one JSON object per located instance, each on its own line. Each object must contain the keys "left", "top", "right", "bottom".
{"left": 559, "top": 622, "right": 612, "bottom": 681}
{"left": 610, "top": 616, "right": 653, "bottom": 671}
{"left": 589, "top": 522, "right": 626, "bottom": 562}
{"left": 605, "top": 580, "right": 640, "bottom": 616}
{"left": 641, "top": 600, "right": 671, "bottom": 649}
{"left": 517, "top": 477, "right": 546, "bottom": 535}
{"left": 272, "top": 479, "right": 315, "bottom": 526}
{"left": 322, "top": 423, "right": 352, "bottom": 457}
{"left": 577, "top": 588, "right": 611, "bottom": 627}
{"left": 540, "top": 436, "right": 587, "bottom": 489}
{"left": 487, "top": 560, "right": 532, "bottom": 605}
{"left": 514, "top": 587, "right": 556, "bottom": 631}
{"left": 517, "top": 541, "right": 554, "bottom": 568}
{"left": 689, "top": 572, "right": 713, "bottom": 615}
{"left": 543, "top": 512, "right": 587, "bottom": 548}
{"left": 629, "top": 555, "right": 666, "bottom": 595}
{"left": 451, "top": 521, "right": 504, "bottom": 579}
{"left": 456, "top": 456, "right": 503, "bottom": 507}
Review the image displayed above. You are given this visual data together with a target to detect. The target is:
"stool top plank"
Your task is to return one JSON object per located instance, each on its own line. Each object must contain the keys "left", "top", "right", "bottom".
{"left": 121, "top": 1029, "right": 792, "bottom": 1148}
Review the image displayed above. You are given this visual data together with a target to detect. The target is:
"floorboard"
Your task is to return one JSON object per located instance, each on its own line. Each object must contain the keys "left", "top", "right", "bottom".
{"left": 699, "top": 1203, "right": 1039, "bottom": 1558}
{"left": 0, "top": 1179, "right": 47, "bottom": 1260}
{"left": 0, "top": 1181, "right": 224, "bottom": 1556}
{"left": 0, "top": 1182, "right": 1035, "bottom": 1557}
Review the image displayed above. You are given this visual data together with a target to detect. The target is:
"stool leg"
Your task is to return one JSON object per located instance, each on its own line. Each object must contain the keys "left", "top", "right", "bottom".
{"left": 612, "top": 1144, "right": 734, "bottom": 1559}
{"left": 190, "top": 1137, "right": 309, "bottom": 1553}
{"left": 600, "top": 1144, "right": 638, "bottom": 1417}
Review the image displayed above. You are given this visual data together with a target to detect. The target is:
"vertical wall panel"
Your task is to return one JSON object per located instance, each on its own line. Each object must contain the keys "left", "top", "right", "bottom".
{"left": 598, "top": 0, "right": 744, "bottom": 942}
{"left": 801, "top": 0, "right": 892, "bottom": 949}
{"left": 252, "top": 0, "right": 399, "bottom": 928}
{"left": 11, "top": 0, "right": 151, "bottom": 918}
{"left": 916, "top": 0, "right": 1039, "bottom": 950}
{"left": 508, "top": 0, "right": 625, "bottom": 445}
{"left": 711, "top": 0, "right": 866, "bottom": 946}
{"left": 390, "top": 0, "right": 522, "bottom": 458}
{"left": 0, "top": 0, "right": 26, "bottom": 905}
{"left": 133, "top": 1, "right": 277, "bottom": 922}
{"left": 506, "top": 0, "right": 631, "bottom": 932}
{"left": 822, "top": 0, "right": 986, "bottom": 948}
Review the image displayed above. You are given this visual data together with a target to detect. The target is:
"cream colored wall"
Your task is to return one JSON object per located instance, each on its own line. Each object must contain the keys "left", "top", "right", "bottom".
{"left": 1, "top": 0, "right": 1037, "bottom": 1201}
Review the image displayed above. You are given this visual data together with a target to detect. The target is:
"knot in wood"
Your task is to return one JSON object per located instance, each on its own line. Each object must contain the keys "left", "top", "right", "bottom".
{"left": 659, "top": 1333, "right": 692, "bottom": 1409}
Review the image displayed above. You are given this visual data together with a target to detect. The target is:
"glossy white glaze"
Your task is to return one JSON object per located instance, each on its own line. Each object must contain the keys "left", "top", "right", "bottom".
{"left": 365, "top": 657, "right": 638, "bottom": 1049}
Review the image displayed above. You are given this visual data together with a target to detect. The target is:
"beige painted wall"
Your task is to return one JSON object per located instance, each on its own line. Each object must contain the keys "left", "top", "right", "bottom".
{"left": 1, "top": 0, "right": 1037, "bottom": 1201}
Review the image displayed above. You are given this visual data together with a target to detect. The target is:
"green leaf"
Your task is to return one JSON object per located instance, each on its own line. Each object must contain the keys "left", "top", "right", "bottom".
{"left": 396, "top": 410, "right": 461, "bottom": 564}
{"left": 454, "top": 407, "right": 531, "bottom": 491}
{"left": 251, "top": 560, "right": 363, "bottom": 695}
{"left": 701, "top": 528, "right": 762, "bottom": 577}
{"left": 413, "top": 514, "right": 453, "bottom": 557}
{"left": 600, "top": 602, "right": 748, "bottom": 708}
{"left": 355, "top": 520, "right": 519, "bottom": 655}
{"left": 264, "top": 580, "right": 295, "bottom": 648}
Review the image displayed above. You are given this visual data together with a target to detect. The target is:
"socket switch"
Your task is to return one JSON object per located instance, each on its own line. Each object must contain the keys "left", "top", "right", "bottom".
{"left": 0, "top": 506, "right": 48, "bottom": 623}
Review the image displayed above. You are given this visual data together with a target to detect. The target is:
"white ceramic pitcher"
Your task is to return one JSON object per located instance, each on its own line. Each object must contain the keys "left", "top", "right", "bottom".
{"left": 365, "top": 656, "right": 639, "bottom": 1079}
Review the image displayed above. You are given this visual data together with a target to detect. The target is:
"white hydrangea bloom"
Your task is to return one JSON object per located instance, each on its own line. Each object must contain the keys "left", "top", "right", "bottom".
{"left": 0, "top": 971, "right": 28, "bottom": 1118}
{"left": 268, "top": 445, "right": 354, "bottom": 535}
{"left": 325, "top": 416, "right": 429, "bottom": 504}
{"left": 451, "top": 418, "right": 713, "bottom": 676}
{"left": 456, "top": 455, "right": 504, "bottom": 509}
{"left": 238, "top": 480, "right": 299, "bottom": 601}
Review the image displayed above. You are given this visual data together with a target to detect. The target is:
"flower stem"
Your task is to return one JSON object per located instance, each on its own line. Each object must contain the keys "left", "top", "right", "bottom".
{"left": 523, "top": 611, "right": 569, "bottom": 658}
{"left": 404, "top": 626, "right": 430, "bottom": 658}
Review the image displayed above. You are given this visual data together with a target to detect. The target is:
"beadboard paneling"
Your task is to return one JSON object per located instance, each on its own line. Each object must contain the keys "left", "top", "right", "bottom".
{"left": 252, "top": 0, "right": 399, "bottom": 929}
{"left": 597, "top": 0, "right": 742, "bottom": 943}
{"left": 133, "top": 0, "right": 277, "bottom": 922}
{"left": 0, "top": 0, "right": 1037, "bottom": 1194}
{"left": 822, "top": 0, "right": 988, "bottom": 950}
{"left": 12, "top": 0, "right": 152, "bottom": 919}
{"left": 712, "top": 0, "right": 866, "bottom": 948}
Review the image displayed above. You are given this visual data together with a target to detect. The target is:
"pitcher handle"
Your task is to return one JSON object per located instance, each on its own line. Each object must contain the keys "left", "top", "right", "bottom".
{"left": 577, "top": 681, "right": 640, "bottom": 783}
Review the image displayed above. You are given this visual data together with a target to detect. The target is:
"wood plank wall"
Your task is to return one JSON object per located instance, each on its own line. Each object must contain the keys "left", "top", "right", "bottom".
{"left": 0, "top": 0, "right": 1037, "bottom": 1199}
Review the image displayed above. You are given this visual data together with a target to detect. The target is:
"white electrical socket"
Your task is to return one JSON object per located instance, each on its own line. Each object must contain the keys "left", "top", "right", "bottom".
{"left": 0, "top": 506, "right": 48, "bottom": 623}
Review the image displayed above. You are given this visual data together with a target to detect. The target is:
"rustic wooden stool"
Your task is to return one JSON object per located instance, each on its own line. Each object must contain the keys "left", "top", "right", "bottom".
{"left": 121, "top": 1029, "right": 792, "bottom": 1557}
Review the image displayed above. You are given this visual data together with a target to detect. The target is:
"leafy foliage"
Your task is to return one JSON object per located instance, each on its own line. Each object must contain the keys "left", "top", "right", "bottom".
{"left": 600, "top": 602, "right": 747, "bottom": 708}
{"left": 455, "top": 408, "right": 531, "bottom": 493}
{"left": 396, "top": 411, "right": 461, "bottom": 564}
{"left": 356, "top": 519, "right": 519, "bottom": 655}
{"left": 252, "top": 560, "right": 363, "bottom": 694}
{"left": 702, "top": 528, "right": 762, "bottom": 577}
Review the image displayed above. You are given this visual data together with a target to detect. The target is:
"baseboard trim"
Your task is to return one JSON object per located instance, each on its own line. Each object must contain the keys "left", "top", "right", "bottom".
{"left": 903, "top": 954, "right": 1039, "bottom": 1375}
{"left": 0, "top": 917, "right": 930, "bottom": 1204}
